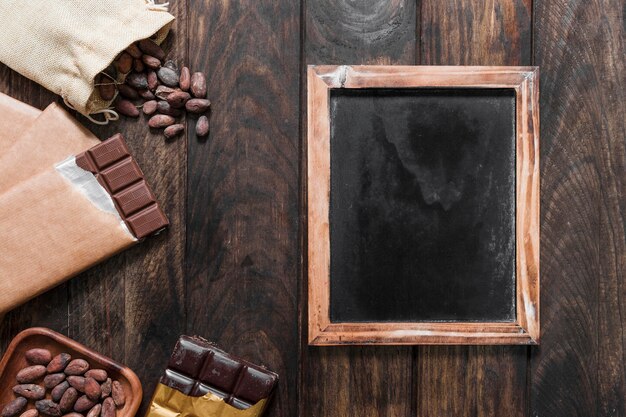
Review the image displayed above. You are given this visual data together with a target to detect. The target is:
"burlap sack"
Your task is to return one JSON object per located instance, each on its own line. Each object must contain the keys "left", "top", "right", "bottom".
{"left": 0, "top": 0, "right": 174, "bottom": 119}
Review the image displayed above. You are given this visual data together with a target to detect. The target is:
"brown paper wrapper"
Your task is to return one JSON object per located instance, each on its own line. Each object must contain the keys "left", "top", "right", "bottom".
{"left": 146, "top": 384, "right": 268, "bottom": 417}
{"left": 0, "top": 92, "right": 41, "bottom": 155}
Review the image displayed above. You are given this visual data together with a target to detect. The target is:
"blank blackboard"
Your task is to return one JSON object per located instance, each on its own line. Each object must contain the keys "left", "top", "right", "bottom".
{"left": 329, "top": 88, "right": 517, "bottom": 323}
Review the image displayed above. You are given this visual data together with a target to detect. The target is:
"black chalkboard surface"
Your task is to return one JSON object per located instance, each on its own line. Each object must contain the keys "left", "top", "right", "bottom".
{"left": 329, "top": 88, "right": 517, "bottom": 323}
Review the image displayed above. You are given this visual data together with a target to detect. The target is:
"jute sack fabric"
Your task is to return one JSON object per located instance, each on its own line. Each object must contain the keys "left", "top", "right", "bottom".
{"left": 0, "top": 0, "right": 174, "bottom": 118}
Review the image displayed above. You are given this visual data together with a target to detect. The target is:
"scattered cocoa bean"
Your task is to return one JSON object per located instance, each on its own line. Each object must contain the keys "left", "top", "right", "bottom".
{"left": 51, "top": 381, "right": 70, "bottom": 402}
{"left": 133, "top": 58, "right": 144, "bottom": 73}
{"left": 67, "top": 376, "right": 86, "bottom": 393}
{"left": 142, "top": 55, "right": 161, "bottom": 70}
{"left": 64, "top": 359, "right": 89, "bottom": 376}
{"left": 44, "top": 374, "right": 66, "bottom": 390}
{"left": 143, "top": 100, "right": 158, "bottom": 115}
{"left": 59, "top": 388, "right": 79, "bottom": 413}
{"left": 185, "top": 98, "right": 210, "bottom": 114}
{"left": 98, "top": 79, "right": 116, "bottom": 101}
{"left": 196, "top": 116, "right": 209, "bottom": 137}
{"left": 114, "top": 99, "right": 139, "bottom": 117}
{"left": 190, "top": 72, "right": 207, "bottom": 98}
{"left": 84, "top": 378, "right": 101, "bottom": 402}
{"left": 139, "top": 39, "right": 165, "bottom": 60}
{"left": 35, "top": 400, "right": 61, "bottom": 417}
{"left": 25, "top": 349, "right": 52, "bottom": 366}
{"left": 18, "top": 409, "right": 38, "bottom": 417}
{"left": 148, "top": 114, "right": 175, "bottom": 128}
{"left": 86, "top": 405, "right": 101, "bottom": 417}
{"left": 166, "top": 91, "right": 190, "bottom": 108}
{"left": 47, "top": 354, "right": 72, "bottom": 373}
{"left": 147, "top": 70, "right": 159, "bottom": 91}
{"left": 125, "top": 72, "right": 148, "bottom": 90}
{"left": 100, "top": 399, "right": 114, "bottom": 417}
{"left": 1, "top": 398, "right": 27, "bottom": 417}
{"left": 100, "top": 379, "right": 112, "bottom": 399}
{"left": 117, "top": 84, "right": 139, "bottom": 100}
{"left": 17, "top": 366, "right": 47, "bottom": 384}
{"left": 62, "top": 413, "right": 83, "bottom": 417}
{"left": 164, "top": 124, "right": 185, "bottom": 139}
{"left": 157, "top": 101, "right": 182, "bottom": 117}
{"left": 179, "top": 67, "right": 190, "bottom": 91}
{"left": 125, "top": 43, "right": 142, "bottom": 59}
{"left": 84, "top": 370, "right": 107, "bottom": 383}
{"left": 138, "top": 89, "right": 155, "bottom": 100}
{"left": 115, "top": 52, "right": 133, "bottom": 75}
{"left": 73, "top": 397, "right": 95, "bottom": 414}
{"left": 157, "top": 67, "right": 179, "bottom": 87}
{"left": 13, "top": 384, "right": 46, "bottom": 400}
{"left": 155, "top": 85, "right": 175, "bottom": 100}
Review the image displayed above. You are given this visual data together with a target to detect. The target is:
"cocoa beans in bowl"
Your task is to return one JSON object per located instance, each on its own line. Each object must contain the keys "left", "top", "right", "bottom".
{"left": 0, "top": 328, "right": 141, "bottom": 417}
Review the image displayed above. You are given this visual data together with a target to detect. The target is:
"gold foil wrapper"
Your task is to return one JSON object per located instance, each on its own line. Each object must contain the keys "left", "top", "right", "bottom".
{"left": 146, "top": 384, "right": 268, "bottom": 417}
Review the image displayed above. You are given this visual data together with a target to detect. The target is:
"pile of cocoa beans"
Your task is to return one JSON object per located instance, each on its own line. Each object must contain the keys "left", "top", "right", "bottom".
{"left": 96, "top": 38, "right": 210, "bottom": 139}
{"left": 1, "top": 349, "right": 125, "bottom": 417}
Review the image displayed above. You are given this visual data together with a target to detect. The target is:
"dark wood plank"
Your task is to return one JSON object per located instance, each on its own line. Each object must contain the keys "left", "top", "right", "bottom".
{"left": 185, "top": 1, "right": 300, "bottom": 417}
{"left": 302, "top": 1, "right": 416, "bottom": 416}
{"left": 417, "top": 1, "right": 532, "bottom": 416}
{"left": 531, "top": 1, "right": 625, "bottom": 416}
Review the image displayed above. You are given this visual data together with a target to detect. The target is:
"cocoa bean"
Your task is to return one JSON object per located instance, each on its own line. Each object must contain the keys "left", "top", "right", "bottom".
{"left": 157, "top": 101, "right": 182, "bottom": 117}
{"left": 125, "top": 72, "right": 148, "bottom": 90}
{"left": 179, "top": 67, "right": 190, "bottom": 91}
{"left": 18, "top": 409, "right": 38, "bottom": 417}
{"left": 196, "top": 115, "right": 210, "bottom": 137}
{"left": 102, "top": 65, "right": 117, "bottom": 80}
{"left": 185, "top": 98, "right": 210, "bottom": 114}
{"left": 17, "top": 365, "right": 47, "bottom": 383}
{"left": 164, "top": 124, "right": 185, "bottom": 139}
{"left": 138, "top": 39, "right": 165, "bottom": 61}
{"left": 25, "top": 348, "right": 52, "bottom": 365}
{"left": 133, "top": 58, "right": 144, "bottom": 73}
{"left": 148, "top": 114, "right": 175, "bottom": 128}
{"left": 100, "top": 379, "right": 112, "bottom": 399}
{"left": 163, "top": 60, "right": 179, "bottom": 74}
{"left": 84, "top": 378, "right": 101, "bottom": 402}
{"left": 84, "top": 370, "right": 107, "bottom": 383}
{"left": 62, "top": 413, "right": 83, "bottom": 417}
{"left": 155, "top": 85, "right": 175, "bottom": 100}
{"left": 35, "top": 400, "right": 61, "bottom": 417}
{"left": 98, "top": 79, "right": 116, "bottom": 101}
{"left": 45, "top": 373, "right": 66, "bottom": 390}
{"left": 125, "top": 43, "right": 142, "bottom": 59}
{"left": 100, "top": 399, "right": 114, "bottom": 417}
{"left": 111, "top": 381, "right": 125, "bottom": 407}
{"left": 73, "top": 397, "right": 95, "bottom": 414}
{"left": 1, "top": 398, "right": 27, "bottom": 417}
{"left": 85, "top": 405, "right": 101, "bottom": 417}
{"left": 67, "top": 376, "right": 86, "bottom": 392}
{"left": 13, "top": 384, "right": 46, "bottom": 400}
{"left": 117, "top": 84, "right": 138, "bottom": 100}
{"left": 142, "top": 55, "right": 161, "bottom": 70}
{"left": 139, "top": 89, "right": 156, "bottom": 100}
{"left": 48, "top": 353, "right": 71, "bottom": 373}
{"left": 190, "top": 72, "right": 207, "bottom": 98}
{"left": 115, "top": 52, "right": 133, "bottom": 75}
{"left": 59, "top": 388, "right": 79, "bottom": 413}
{"left": 147, "top": 71, "right": 159, "bottom": 91}
{"left": 143, "top": 100, "right": 158, "bottom": 115}
{"left": 51, "top": 381, "right": 70, "bottom": 402}
{"left": 157, "top": 67, "right": 179, "bottom": 87}
{"left": 64, "top": 359, "right": 89, "bottom": 376}
{"left": 114, "top": 99, "right": 139, "bottom": 118}
{"left": 166, "top": 91, "right": 190, "bottom": 108}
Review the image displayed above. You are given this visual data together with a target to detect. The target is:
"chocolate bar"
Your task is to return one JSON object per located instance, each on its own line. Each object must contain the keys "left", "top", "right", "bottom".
{"left": 76, "top": 133, "right": 168, "bottom": 239}
{"left": 160, "top": 336, "right": 278, "bottom": 410}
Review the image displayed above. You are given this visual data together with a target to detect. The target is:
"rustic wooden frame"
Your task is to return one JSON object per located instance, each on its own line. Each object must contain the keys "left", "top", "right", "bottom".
{"left": 307, "top": 65, "right": 540, "bottom": 345}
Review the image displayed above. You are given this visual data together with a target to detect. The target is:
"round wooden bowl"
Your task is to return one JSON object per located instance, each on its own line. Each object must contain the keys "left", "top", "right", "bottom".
{"left": 0, "top": 327, "right": 142, "bottom": 416}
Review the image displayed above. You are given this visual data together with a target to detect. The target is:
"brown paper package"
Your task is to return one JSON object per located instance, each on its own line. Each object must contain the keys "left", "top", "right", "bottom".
{"left": 0, "top": 96, "right": 140, "bottom": 315}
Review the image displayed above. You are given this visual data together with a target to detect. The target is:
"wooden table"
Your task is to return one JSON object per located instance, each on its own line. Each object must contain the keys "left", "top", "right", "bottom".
{"left": 1, "top": 1, "right": 624, "bottom": 416}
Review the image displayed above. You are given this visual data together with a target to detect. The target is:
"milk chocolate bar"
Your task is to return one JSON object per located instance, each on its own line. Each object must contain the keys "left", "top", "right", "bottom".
{"left": 76, "top": 133, "right": 168, "bottom": 239}
{"left": 161, "top": 336, "right": 278, "bottom": 410}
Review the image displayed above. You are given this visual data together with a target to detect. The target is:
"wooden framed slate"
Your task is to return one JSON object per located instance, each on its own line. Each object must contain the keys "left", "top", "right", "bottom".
{"left": 307, "top": 66, "right": 539, "bottom": 345}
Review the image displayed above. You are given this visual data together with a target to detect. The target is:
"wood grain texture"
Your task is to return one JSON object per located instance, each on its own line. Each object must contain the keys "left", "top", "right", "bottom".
{"left": 417, "top": 0, "right": 532, "bottom": 416}
{"left": 302, "top": 1, "right": 416, "bottom": 416}
{"left": 185, "top": 1, "right": 300, "bottom": 417}
{"left": 531, "top": 1, "right": 625, "bottom": 416}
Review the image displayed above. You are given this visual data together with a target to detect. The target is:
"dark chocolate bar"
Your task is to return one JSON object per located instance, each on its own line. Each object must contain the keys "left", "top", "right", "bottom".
{"left": 161, "top": 336, "right": 278, "bottom": 410}
{"left": 76, "top": 134, "right": 168, "bottom": 239}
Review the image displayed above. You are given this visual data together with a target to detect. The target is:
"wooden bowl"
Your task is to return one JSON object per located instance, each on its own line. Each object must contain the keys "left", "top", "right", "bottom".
{"left": 0, "top": 327, "right": 142, "bottom": 416}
